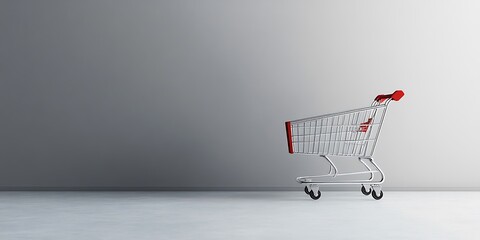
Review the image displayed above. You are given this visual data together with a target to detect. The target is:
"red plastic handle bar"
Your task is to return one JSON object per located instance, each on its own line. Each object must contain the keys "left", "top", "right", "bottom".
{"left": 375, "top": 90, "right": 404, "bottom": 103}
{"left": 285, "top": 122, "right": 294, "bottom": 154}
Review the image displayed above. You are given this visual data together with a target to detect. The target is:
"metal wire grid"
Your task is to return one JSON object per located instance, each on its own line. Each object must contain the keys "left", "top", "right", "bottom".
{"left": 288, "top": 105, "right": 387, "bottom": 157}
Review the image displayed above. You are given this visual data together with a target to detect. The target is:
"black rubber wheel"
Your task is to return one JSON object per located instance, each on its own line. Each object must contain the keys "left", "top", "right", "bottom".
{"left": 361, "top": 185, "right": 371, "bottom": 196}
{"left": 372, "top": 190, "right": 383, "bottom": 200}
{"left": 309, "top": 190, "right": 321, "bottom": 200}
{"left": 304, "top": 186, "right": 310, "bottom": 195}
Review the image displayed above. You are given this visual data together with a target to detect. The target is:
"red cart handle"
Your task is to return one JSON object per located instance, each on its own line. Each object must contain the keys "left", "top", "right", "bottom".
{"left": 375, "top": 90, "right": 404, "bottom": 103}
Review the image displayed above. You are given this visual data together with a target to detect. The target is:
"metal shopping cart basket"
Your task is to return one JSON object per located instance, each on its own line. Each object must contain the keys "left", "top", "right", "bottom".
{"left": 285, "top": 90, "right": 404, "bottom": 200}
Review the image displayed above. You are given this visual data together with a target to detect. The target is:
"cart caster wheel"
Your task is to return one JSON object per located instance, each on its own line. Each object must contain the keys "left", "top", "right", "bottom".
{"left": 361, "top": 185, "right": 371, "bottom": 196}
{"left": 304, "top": 186, "right": 310, "bottom": 195}
{"left": 372, "top": 190, "right": 383, "bottom": 200}
{"left": 309, "top": 190, "right": 321, "bottom": 200}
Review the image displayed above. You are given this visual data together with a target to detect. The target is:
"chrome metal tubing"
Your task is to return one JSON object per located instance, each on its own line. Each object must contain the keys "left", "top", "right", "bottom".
{"left": 295, "top": 155, "right": 384, "bottom": 185}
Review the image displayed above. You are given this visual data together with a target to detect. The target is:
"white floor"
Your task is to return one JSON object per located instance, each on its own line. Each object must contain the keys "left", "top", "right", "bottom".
{"left": 0, "top": 191, "right": 478, "bottom": 240}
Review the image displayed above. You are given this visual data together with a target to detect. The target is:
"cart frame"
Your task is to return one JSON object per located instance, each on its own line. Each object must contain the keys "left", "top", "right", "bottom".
{"left": 285, "top": 90, "right": 404, "bottom": 200}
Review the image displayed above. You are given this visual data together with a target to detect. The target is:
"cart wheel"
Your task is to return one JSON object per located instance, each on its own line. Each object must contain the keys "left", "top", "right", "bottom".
{"left": 372, "top": 190, "right": 383, "bottom": 200}
{"left": 304, "top": 186, "right": 310, "bottom": 195}
{"left": 309, "top": 190, "right": 321, "bottom": 200}
{"left": 361, "top": 185, "right": 371, "bottom": 196}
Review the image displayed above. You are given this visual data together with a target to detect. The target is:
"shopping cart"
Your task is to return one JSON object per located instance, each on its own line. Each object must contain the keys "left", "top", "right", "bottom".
{"left": 285, "top": 90, "right": 404, "bottom": 200}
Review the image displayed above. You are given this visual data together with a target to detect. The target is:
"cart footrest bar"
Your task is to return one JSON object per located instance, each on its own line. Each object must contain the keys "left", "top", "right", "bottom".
{"left": 298, "top": 181, "right": 383, "bottom": 185}
{"left": 297, "top": 171, "right": 378, "bottom": 180}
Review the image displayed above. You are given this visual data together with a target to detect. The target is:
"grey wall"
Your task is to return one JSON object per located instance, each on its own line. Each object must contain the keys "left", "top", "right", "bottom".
{"left": 1, "top": 0, "right": 480, "bottom": 190}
